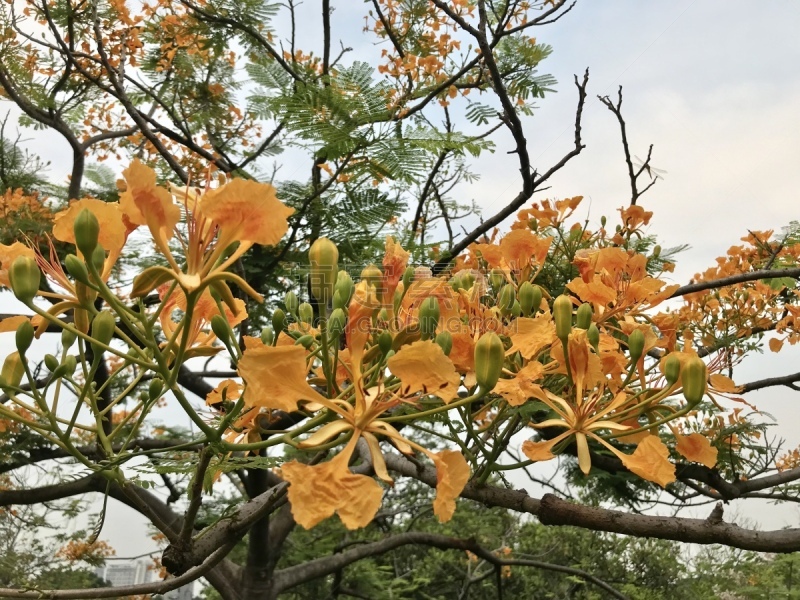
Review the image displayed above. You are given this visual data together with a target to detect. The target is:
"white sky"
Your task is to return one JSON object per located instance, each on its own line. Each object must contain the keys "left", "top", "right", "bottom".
{"left": 2, "top": 0, "right": 800, "bottom": 559}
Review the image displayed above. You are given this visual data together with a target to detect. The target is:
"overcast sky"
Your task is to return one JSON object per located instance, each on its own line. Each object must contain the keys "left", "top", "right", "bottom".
{"left": 2, "top": 0, "right": 800, "bottom": 557}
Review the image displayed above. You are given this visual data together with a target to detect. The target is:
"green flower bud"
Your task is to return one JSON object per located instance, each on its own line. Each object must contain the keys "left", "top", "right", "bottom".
{"left": 15, "top": 320, "right": 34, "bottom": 356}
{"left": 308, "top": 237, "right": 339, "bottom": 304}
{"left": 0, "top": 352, "right": 25, "bottom": 389}
{"left": 272, "top": 308, "right": 286, "bottom": 333}
{"left": 627, "top": 329, "right": 645, "bottom": 363}
{"left": 44, "top": 353, "right": 60, "bottom": 373}
{"left": 90, "top": 244, "right": 106, "bottom": 275}
{"left": 518, "top": 282, "right": 537, "bottom": 316}
{"left": 575, "top": 302, "right": 593, "bottom": 330}
{"left": 681, "top": 357, "right": 707, "bottom": 407}
{"left": 63, "top": 355, "right": 77, "bottom": 375}
{"left": 449, "top": 276, "right": 463, "bottom": 291}
{"left": 295, "top": 334, "right": 314, "bottom": 349}
{"left": 328, "top": 308, "right": 346, "bottom": 341}
{"left": 335, "top": 270, "right": 355, "bottom": 306}
{"left": 360, "top": 264, "right": 383, "bottom": 289}
{"left": 401, "top": 266, "right": 415, "bottom": 291}
{"left": 65, "top": 254, "right": 90, "bottom": 285}
{"left": 474, "top": 332, "right": 504, "bottom": 393}
{"left": 511, "top": 300, "right": 522, "bottom": 318}
{"left": 664, "top": 354, "right": 681, "bottom": 386}
{"left": 149, "top": 379, "right": 164, "bottom": 401}
{"left": 61, "top": 328, "right": 77, "bottom": 350}
{"left": 91, "top": 310, "right": 116, "bottom": 348}
{"left": 9, "top": 256, "right": 41, "bottom": 304}
{"left": 260, "top": 327, "right": 275, "bottom": 345}
{"left": 461, "top": 272, "right": 475, "bottom": 290}
{"left": 489, "top": 268, "right": 505, "bottom": 293}
{"left": 73, "top": 208, "right": 100, "bottom": 257}
{"left": 600, "top": 215, "right": 607, "bottom": 228}
{"left": 587, "top": 323, "right": 600, "bottom": 352}
{"left": 553, "top": 295, "right": 573, "bottom": 341}
{"left": 378, "top": 330, "right": 393, "bottom": 355}
{"left": 210, "top": 314, "right": 231, "bottom": 344}
{"left": 378, "top": 308, "right": 389, "bottom": 322}
{"left": 435, "top": 331, "right": 453, "bottom": 356}
{"left": 284, "top": 291, "right": 299, "bottom": 316}
{"left": 652, "top": 245, "right": 661, "bottom": 259}
{"left": 419, "top": 296, "right": 440, "bottom": 340}
{"left": 498, "top": 284, "right": 516, "bottom": 317}
{"left": 332, "top": 290, "right": 346, "bottom": 310}
{"left": 298, "top": 302, "right": 314, "bottom": 325}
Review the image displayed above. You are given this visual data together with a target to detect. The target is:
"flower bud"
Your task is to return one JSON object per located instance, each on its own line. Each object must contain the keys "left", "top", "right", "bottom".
{"left": 332, "top": 290, "right": 346, "bottom": 310}
{"left": 298, "top": 302, "right": 314, "bottom": 325}
{"left": 627, "top": 329, "right": 645, "bottom": 363}
{"left": 587, "top": 323, "right": 600, "bottom": 353}
{"left": 681, "top": 357, "right": 707, "bottom": 407}
{"left": 149, "top": 379, "right": 164, "bottom": 401}
{"left": 449, "top": 276, "right": 463, "bottom": 291}
{"left": 600, "top": 215, "right": 607, "bottom": 228}
{"left": 378, "top": 330, "right": 393, "bottom": 355}
{"left": 272, "top": 308, "right": 286, "bottom": 333}
{"left": 461, "top": 271, "right": 475, "bottom": 290}
{"left": 63, "top": 355, "right": 77, "bottom": 375}
{"left": 44, "top": 353, "right": 60, "bottom": 373}
{"left": 489, "top": 268, "right": 504, "bottom": 293}
{"left": 73, "top": 208, "right": 100, "bottom": 257}
{"left": 518, "top": 282, "right": 541, "bottom": 317}
{"left": 210, "top": 314, "right": 231, "bottom": 344}
{"left": 553, "top": 295, "right": 573, "bottom": 341}
{"left": 61, "top": 328, "right": 77, "bottom": 350}
{"left": 0, "top": 352, "right": 24, "bottom": 389}
{"left": 419, "top": 296, "right": 440, "bottom": 340}
{"left": 91, "top": 310, "right": 116, "bottom": 348}
{"left": 328, "top": 308, "right": 346, "bottom": 341}
{"left": 435, "top": 331, "right": 453, "bottom": 356}
{"left": 9, "top": 256, "right": 40, "bottom": 304}
{"left": 497, "top": 284, "right": 515, "bottom": 317}
{"left": 65, "top": 254, "right": 90, "bottom": 285}
{"left": 664, "top": 354, "right": 681, "bottom": 386}
{"left": 575, "top": 302, "right": 593, "bottom": 330}
{"left": 15, "top": 320, "right": 34, "bottom": 356}
{"left": 361, "top": 264, "right": 383, "bottom": 289}
{"left": 474, "top": 332, "right": 504, "bottom": 393}
{"left": 295, "top": 334, "right": 314, "bottom": 349}
{"left": 284, "top": 291, "right": 299, "bottom": 316}
{"left": 652, "top": 245, "right": 661, "bottom": 259}
{"left": 90, "top": 245, "right": 106, "bottom": 275}
{"left": 260, "top": 327, "right": 275, "bottom": 345}
{"left": 401, "top": 266, "right": 415, "bottom": 291}
{"left": 335, "top": 270, "right": 354, "bottom": 306}
{"left": 511, "top": 300, "right": 522, "bottom": 318}
{"left": 308, "top": 237, "right": 339, "bottom": 304}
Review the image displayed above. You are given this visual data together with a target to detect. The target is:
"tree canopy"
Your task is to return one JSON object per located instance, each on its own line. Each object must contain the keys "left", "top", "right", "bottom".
{"left": 1, "top": 1, "right": 800, "bottom": 599}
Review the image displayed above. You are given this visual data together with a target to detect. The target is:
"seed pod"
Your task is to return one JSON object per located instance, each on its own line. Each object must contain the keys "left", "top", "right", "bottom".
{"left": 65, "top": 254, "right": 90, "bottom": 284}
{"left": 91, "top": 310, "right": 116, "bottom": 349}
{"left": 210, "top": 314, "right": 231, "bottom": 344}
{"left": 328, "top": 308, "right": 346, "bottom": 341}
{"left": 0, "top": 352, "right": 24, "bottom": 388}
{"left": 681, "top": 357, "right": 707, "bottom": 406}
{"left": 575, "top": 303, "right": 593, "bottom": 330}
{"left": 284, "top": 291, "right": 299, "bottom": 316}
{"left": 298, "top": 302, "right": 314, "bottom": 325}
{"left": 44, "top": 353, "right": 60, "bottom": 373}
{"left": 260, "top": 327, "right": 275, "bottom": 345}
{"left": 149, "top": 379, "right": 164, "bottom": 401}
{"left": 295, "top": 334, "right": 314, "bottom": 349}
{"left": 308, "top": 237, "right": 339, "bottom": 304}
{"left": 73, "top": 208, "right": 100, "bottom": 257}
{"left": 627, "top": 329, "right": 645, "bottom": 363}
{"left": 553, "top": 295, "right": 573, "bottom": 341}
{"left": 489, "top": 268, "right": 505, "bottom": 293}
{"left": 498, "top": 284, "right": 515, "bottom": 317}
{"left": 419, "top": 296, "right": 440, "bottom": 340}
{"left": 15, "top": 320, "right": 34, "bottom": 356}
{"left": 378, "top": 330, "right": 393, "bottom": 355}
{"left": 272, "top": 308, "right": 286, "bottom": 333}
{"left": 435, "top": 331, "right": 453, "bottom": 356}
{"left": 360, "top": 264, "right": 383, "bottom": 289}
{"left": 474, "top": 332, "right": 504, "bottom": 393}
{"left": 587, "top": 323, "right": 600, "bottom": 352}
{"left": 664, "top": 354, "right": 681, "bottom": 386}
{"left": 9, "top": 256, "right": 41, "bottom": 304}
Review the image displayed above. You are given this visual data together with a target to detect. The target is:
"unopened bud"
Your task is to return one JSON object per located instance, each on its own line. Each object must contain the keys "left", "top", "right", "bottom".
{"left": 295, "top": 334, "right": 314, "bottom": 349}
{"left": 328, "top": 308, "right": 346, "bottom": 341}
{"left": 90, "top": 245, "right": 106, "bottom": 275}
{"left": 1, "top": 352, "right": 24, "bottom": 388}
{"left": 15, "top": 320, "right": 34, "bottom": 356}
{"left": 298, "top": 302, "right": 314, "bottom": 325}
{"left": 681, "top": 357, "right": 707, "bottom": 407}
{"left": 210, "top": 314, "right": 231, "bottom": 344}
{"left": 518, "top": 282, "right": 539, "bottom": 317}
{"left": 664, "top": 354, "right": 681, "bottom": 386}
{"left": 652, "top": 245, "right": 661, "bottom": 259}
{"left": 361, "top": 264, "right": 383, "bottom": 289}
{"left": 575, "top": 302, "right": 593, "bottom": 330}
{"left": 435, "top": 331, "right": 453, "bottom": 356}
{"left": 401, "top": 266, "right": 415, "bottom": 290}
{"left": 73, "top": 208, "right": 100, "bottom": 257}
{"left": 335, "top": 270, "right": 354, "bottom": 306}
{"left": 65, "top": 254, "right": 90, "bottom": 284}
{"left": 553, "top": 295, "right": 573, "bottom": 341}
{"left": 91, "top": 310, "right": 116, "bottom": 348}
{"left": 627, "top": 329, "right": 645, "bottom": 363}
{"left": 260, "top": 326, "right": 275, "bottom": 345}
{"left": 309, "top": 237, "right": 339, "bottom": 304}
{"left": 587, "top": 323, "right": 600, "bottom": 352}
{"left": 419, "top": 296, "right": 440, "bottom": 340}
{"left": 474, "top": 332, "right": 504, "bottom": 393}
{"left": 284, "top": 291, "right": 299, "bottom": 316}
{"left": 378, "top": 330, "right": 393, "bottom": 355}
{"left": 149, "top": 379, "right": 164, "bottom": 401}
{"left": 44, "top": 353, "right": 60, "bottom": 373}
{"left": 9, "top": 256, "right": 40, "bottom": 304}
{"left": 61, "top": 328, "right": 77, "bottom": 350}
{"left": 489, "top": 269, "right": 504, "bottom": 293}
{"left": 498, "top": 284, "right": 515, "bottom": 317}
{"left": 272, "top": 308, "right": 286, "bottom": 333}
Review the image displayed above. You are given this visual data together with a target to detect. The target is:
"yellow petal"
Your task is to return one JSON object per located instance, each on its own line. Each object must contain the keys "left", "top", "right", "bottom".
{"left": 238, "top": 345, "right": 327, "bottom": 412}
{"left": 675, "top": 432, "right": 718, "bottom": 468}
{"left": 387, "top": 340, "right": 461, "bottom": 403}
{"left": 52, "top": 198, "right": 129, "bottom": 266}
{"left": 619, "top": 435, "right": 676, "bottom": 488}
{"left": 521, "top": 433, "right": 569, "bottom": 462}
{"left": 0, "top": 242, "right": 35, "bottom": 288}
{"left": 430, "top": 450, "right": 470, "bottom": 523}
{"left": 506, "top": 314, "right": 557, "bottom": 360}
{"left": 709, "top": 373, "right": 742, "bottom": 394}
{"left": 0, "top": 315, "right": 30, "bottom": 333}
{"left": 119, "top": 159, "right": 180, "bottom": 236}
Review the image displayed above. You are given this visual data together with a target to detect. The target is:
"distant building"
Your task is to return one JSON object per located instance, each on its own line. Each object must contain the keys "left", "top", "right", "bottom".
{"left": 95, "top": 560, "right": 194, "bottom": 599}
